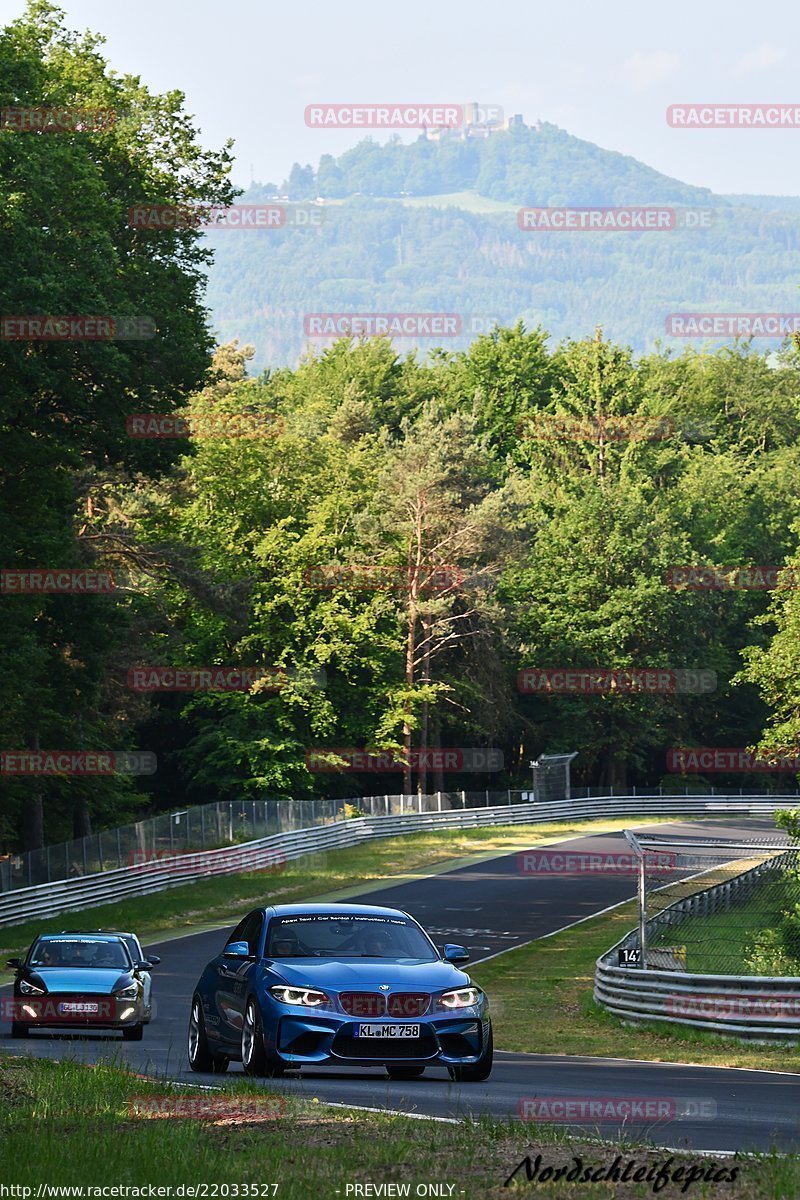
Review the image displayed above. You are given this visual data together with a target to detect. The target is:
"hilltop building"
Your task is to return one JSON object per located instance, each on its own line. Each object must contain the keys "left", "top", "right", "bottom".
{"left": 424, "top": 107, "right": 526, "bottom": 142}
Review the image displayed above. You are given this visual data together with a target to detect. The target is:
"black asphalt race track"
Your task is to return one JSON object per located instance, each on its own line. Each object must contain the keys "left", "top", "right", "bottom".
{"left": 3, "top": 818, "right": 799, "bottom": 1153}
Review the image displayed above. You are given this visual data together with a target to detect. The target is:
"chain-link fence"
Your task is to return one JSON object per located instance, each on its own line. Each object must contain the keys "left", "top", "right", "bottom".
{"left": 3, "top": 785, "right": 799, "bottom": 894}
{"left": 0, "top": 789, "right": 529, "bottom": 892}
{"left": 628, "top": 832, "right": 800, "bottom": 975}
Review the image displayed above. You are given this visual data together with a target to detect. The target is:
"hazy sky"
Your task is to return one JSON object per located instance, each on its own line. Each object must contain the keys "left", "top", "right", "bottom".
{"left": 2, "top": 0, "right": 798, "bottom": 196}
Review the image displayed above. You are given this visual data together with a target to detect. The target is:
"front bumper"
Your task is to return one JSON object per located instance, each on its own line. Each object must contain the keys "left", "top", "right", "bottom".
{"left": 8, "top": 994, "right": 144, "bottom": 1030}
{"left": 265, "top": 1011, "right": 491, "bottom": 1066}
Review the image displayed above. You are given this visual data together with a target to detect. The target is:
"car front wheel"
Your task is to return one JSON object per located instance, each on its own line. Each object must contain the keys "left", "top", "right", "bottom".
{"left": 447, "top": 1025, "right": 493, "bottom": 1082}
{"left": 242, "top": 1000, "right": 284, "bottom": 1077}
{"left": 10, "top": 1022, "right": 29, "bottom": 1039}
{"left": 122, "top": 1023, "right": 144, "bottom": 1042}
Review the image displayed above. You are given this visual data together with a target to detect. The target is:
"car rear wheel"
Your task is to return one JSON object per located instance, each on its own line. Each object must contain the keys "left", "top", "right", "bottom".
{"left": 386, "top": 1065, "right": 425, "bottom": 1080}
{"left": 122, "top": 1023, "right": 144, "bottom": 1041}
{"left": 242, "top": 1000, "right": 284, "bottom": 1077}
{"left": 10, "top": 1022, "right": 29, "bottom": 1039}
{"left": 188, "top": 998, "right": 228, "bottom": 1073}
{"left": 447, "top": 1025, "right": 493, "bottom": 1082}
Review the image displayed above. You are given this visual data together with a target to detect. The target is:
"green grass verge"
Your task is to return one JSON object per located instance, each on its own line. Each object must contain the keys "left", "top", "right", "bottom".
{"left": 1, "top": 1055, "right": 797, "bottom": 1196}
{"left": 0, "top": 817, "right": 674, "bottom": 969}
{"left": 471, "top": 899, "right": 800, "bottom": 1073}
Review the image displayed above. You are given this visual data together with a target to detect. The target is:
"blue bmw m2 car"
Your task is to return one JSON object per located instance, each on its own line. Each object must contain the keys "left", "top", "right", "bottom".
{"left": 188, "top": 903, "right": 492, "bottom": 1080}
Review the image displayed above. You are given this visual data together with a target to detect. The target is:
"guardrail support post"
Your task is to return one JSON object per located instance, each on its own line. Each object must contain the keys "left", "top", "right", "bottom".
{"left": 638, "top": 850, "right": 647, "bottom": 969}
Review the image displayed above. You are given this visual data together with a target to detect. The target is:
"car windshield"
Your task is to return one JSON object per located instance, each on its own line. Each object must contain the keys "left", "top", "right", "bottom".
{"left": 29, "top": 938, "right": 131, "bottom": 970}
{"left": 265, "top": 914, "right": 436, "bottom": 960}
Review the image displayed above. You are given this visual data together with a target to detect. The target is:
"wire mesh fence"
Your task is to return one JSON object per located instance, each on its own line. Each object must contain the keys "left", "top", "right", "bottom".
{"left": 0, "top": 789, "right": 529, "bottom": 892}
{"left": 3, "top": 784, "right": 799, "bottom": 894}
{"left": 631, "top": 833, "right": 800, "bottom": 975}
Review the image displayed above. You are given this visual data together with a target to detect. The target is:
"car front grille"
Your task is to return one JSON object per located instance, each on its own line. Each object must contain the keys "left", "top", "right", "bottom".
{"left": 387, "top": 993, "right": 430, "bottom": 1017}
{"left": 338, "top": 991, "right": 432, "bottom": 1017}
{"left": 339, "top": 992, "right": 385, "bottom": 1017}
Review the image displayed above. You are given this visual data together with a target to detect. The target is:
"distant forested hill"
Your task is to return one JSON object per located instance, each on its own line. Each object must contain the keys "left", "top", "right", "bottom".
{"left": 275, "top": 122, "right": 715, "bottom": 205}
{"left": 203, "top": 124, "right": 800, "bottom": 368}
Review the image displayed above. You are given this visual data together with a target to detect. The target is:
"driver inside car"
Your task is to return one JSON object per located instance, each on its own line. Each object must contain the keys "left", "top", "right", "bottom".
{"left": 270, "top": 932, "right": 302, "bottom": 957}
{"left": 359, "top": 928, "right": 391, "bottom": 957}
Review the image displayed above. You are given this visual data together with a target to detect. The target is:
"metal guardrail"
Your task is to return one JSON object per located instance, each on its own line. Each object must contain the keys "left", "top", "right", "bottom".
{"left": 5, "top": 785, "right": 796, "bottom": 892}
{"left": 595, "top": 850, "right": 800, "bottom": 1038}
{"left": 0, "top": 798, "right": 540, "bottom": 927}
{"left": 0, "top": 791, "right": 530, "bottom": 892}
{"left": 0, "top": 792, "right": 789, "bottom": 928}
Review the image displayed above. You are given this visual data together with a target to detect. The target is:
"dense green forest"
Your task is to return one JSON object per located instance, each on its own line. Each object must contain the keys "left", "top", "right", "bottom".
{"left": 4, "top": 3, "right": 800, "bottom": 854}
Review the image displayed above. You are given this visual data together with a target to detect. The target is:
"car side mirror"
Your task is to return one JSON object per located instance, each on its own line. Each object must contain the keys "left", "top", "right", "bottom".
{"left": 443, "top": 944, "right": 470, "bottom": 964}
{"left": 6, "top": 958, "right": 21, "bottom": 969}
{"left": 134, "top": 961, "right": 152, "bottom": 972}
{"left": 223, "top": 940, "right": 250, "bottom": 959}
{"left": 146, "top": 955, "right": 161, "bottom": 966}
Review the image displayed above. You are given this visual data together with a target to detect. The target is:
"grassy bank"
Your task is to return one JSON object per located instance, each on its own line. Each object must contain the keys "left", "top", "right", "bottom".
{"left": 0, "top": 1055, "right": 796, "bottom": 1197}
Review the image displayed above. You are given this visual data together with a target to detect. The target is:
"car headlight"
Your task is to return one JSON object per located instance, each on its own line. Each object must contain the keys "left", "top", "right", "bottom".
{"left": 113, "top": 982, "right": 139, "bottom": 999}
{"left": 269, "top": 986, "right": 329, "bottom": 1007}
{"left": 439, "top": 987, "right": 482, "bottom": 1009}
{"left": 19, "top": 979, "right": 45, "bottom": 995}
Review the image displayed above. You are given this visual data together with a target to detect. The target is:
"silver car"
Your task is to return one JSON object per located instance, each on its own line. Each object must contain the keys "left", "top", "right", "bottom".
{"left": 61, "top": 929, "right": 160, "bottom": 1019}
